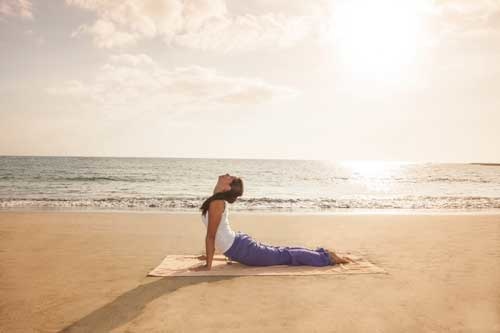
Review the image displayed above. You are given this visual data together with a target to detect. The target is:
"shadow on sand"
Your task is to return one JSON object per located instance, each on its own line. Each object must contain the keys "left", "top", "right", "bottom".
{"left": 58, "top": 276, "right": 235, "bottom": 333}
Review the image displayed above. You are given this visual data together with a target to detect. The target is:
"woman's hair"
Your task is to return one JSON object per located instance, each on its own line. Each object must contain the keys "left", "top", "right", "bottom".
{"left": 200, "top": 177, "right": 244, "bottom": 217}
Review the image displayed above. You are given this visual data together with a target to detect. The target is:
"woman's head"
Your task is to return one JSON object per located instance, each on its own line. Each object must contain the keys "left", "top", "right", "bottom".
{"left": 200, "top": 174, "right": 244, "bottom": 216}
{"left": 214, "top": 174, "right": 234, "bottom": 193}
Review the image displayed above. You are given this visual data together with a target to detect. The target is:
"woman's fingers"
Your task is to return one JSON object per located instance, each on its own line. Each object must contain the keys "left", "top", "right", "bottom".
{"left": 189, "top": 264, "right": 208, "bottom": 271}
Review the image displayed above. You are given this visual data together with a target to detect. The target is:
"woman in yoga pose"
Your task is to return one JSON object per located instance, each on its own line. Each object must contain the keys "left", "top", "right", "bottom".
{"left": 192, "top": 174, "right": 351, "bottom": 271}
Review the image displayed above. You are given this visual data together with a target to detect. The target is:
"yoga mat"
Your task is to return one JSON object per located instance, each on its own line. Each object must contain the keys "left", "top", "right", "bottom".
{"left": 147, "top": 252, "right": 387, "bottom": 277}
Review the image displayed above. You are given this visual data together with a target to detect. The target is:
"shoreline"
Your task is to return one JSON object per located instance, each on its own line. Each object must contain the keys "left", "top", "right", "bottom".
{"left": 1, "top": 207, "right": 500, "bottom": 216}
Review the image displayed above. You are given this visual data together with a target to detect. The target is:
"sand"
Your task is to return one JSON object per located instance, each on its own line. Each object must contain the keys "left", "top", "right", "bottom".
{"left": 0, "top": 211, "right": 499, "bottom": 333}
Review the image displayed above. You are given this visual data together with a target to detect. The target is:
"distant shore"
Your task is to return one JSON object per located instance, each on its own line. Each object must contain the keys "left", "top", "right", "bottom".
{"left": 470, "top": 162, "right": 500, "bottom": 166}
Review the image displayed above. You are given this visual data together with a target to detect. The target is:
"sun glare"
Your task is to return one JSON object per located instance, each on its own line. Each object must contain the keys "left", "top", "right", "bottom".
{"left": 341, "top": 160, "right": 396, "bottom": 178}
{"left": 340, "top": 160, "right": 408, "bottom": 192}
{"left": 327, "top": 0, "right": 431, "bottom": 81}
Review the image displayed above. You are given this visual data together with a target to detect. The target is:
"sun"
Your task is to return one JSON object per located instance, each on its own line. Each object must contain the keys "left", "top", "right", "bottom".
{"left": 326, "top": 0, "right": 431, "bottom": 81}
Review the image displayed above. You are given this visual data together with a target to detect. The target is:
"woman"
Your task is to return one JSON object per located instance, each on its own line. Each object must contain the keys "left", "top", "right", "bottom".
{"left": 192, "top": 174, "right": 351, "bottom": 271}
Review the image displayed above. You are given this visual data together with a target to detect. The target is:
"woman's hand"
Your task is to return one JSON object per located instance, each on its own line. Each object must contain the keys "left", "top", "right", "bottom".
{"left": 196, "top": 254, "right": 227, "bottom": 261}
{"left": 189, "top": 263, "right": 211, "bottom": 271}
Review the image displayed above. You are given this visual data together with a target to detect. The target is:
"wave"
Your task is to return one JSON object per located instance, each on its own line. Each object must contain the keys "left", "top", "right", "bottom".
{"left": 56, "top": 176, "right": 159, "bottom": 182}
{"left": 0, "top": 175, "right": 158, "bottom": 182}
{"left": 1, "top": 196, "right": 500, "bottom": 210}
{"left": 424, "top": 177, "right": 491, "bottom": 184}
{"left": 1, "top": 174, "right": 496, "bottom": 184}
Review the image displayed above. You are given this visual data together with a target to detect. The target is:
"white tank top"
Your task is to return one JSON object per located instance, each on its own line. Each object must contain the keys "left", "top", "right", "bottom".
{"left": 201, "top": 200, "right": 236, "bottom": 253}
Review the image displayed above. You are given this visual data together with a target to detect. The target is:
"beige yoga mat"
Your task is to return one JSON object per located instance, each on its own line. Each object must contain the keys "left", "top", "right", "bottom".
{"left": 147, "top": 252, "right": 387, "bottom": 277}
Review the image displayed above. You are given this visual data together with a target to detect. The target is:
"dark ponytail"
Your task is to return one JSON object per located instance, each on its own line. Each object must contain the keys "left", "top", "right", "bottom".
{"left": 200, "top": 178, "right": 244, "bottom": 217}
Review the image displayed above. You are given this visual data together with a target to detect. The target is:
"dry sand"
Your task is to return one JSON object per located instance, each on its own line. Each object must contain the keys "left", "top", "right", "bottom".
{"left": 0, "top": 211, "right": 499, "bottom": 333}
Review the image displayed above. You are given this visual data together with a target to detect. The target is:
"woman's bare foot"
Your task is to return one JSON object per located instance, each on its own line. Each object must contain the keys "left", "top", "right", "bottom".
{"left": 325, "top": 249, "right": 352, "bottom": 265}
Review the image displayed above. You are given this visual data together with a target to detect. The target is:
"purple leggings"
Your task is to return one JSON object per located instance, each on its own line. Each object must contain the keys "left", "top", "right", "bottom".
{"left": 223, "top": 232, "right": 332, "bottom": 267}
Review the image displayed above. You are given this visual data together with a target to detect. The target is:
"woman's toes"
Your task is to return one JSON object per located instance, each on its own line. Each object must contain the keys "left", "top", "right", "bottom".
{"left": 331, "top": 254, "right": 351, "bottom": 264}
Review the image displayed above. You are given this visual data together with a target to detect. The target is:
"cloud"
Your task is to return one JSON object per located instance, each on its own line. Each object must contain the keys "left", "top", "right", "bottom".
{"left": 48, "top": 53, "right": 298, "bottom": 112}
{"left": 174, "top": 13, "right": 317, "bottom": 53}
{"left": 435, "top": 0, "right": 500, "bottom": 15}
{"left": 71, "top": 19, "right": 140, "bottom": 48}
{"left": 432, "top": 0, "right": 500, "bottom": 38}
{"left": 108, "top": 53, "right": 154, "bottom": 66}
{"left": 0, "top": 0, "right": 33, "bottom": 19}
{"left": 66, "top": 0, "right": 500, "bottom": 53}
{"left": 66, "top": 0, "right": 329, "bottom": 51}
{"left": 47, "top": 80, "right": 88, "bottom": 96}
{"left": 66, "top": 0, "right": 226, "bottom": 48}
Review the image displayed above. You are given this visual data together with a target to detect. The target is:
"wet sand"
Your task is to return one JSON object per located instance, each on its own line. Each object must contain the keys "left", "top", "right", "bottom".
{"left": 1, "top": 211, "right": 499, "bottom": 332}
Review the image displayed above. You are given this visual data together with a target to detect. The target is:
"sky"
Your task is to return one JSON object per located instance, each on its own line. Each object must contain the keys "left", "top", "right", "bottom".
{"left": 0, "top": 0, "right": 499, "bottom": 163}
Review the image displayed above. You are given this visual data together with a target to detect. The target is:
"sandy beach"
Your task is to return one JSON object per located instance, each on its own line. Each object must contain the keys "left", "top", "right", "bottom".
{"left": 1, "top": 211, "right": 499, "bottom": 332}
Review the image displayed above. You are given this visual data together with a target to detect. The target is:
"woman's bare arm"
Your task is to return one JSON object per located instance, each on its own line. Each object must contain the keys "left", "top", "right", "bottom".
{"left": 205, "top": 200, "right": 224, "bottom": 269}
{"left": 205, "top": 236, "right": 216, "bottom": 269}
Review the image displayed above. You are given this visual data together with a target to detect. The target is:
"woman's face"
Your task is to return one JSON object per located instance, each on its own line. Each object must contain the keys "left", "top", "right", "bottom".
{"left": 214, "top": 173, "right": 236, "bottom": 193}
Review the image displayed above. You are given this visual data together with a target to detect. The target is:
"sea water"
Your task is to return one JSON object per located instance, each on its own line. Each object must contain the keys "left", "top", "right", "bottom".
{"left": 1, "top": 156, "right": 499, "bottom": 212}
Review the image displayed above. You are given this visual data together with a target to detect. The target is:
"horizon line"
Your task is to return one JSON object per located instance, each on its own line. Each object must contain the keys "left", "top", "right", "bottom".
{"left": 0, "top": 154, "right": 497, "bottom": 164}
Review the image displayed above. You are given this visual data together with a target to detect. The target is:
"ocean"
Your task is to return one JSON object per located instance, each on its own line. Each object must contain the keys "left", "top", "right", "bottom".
{"left": 1, "top": 156, "right": 499, "bottom": 213}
